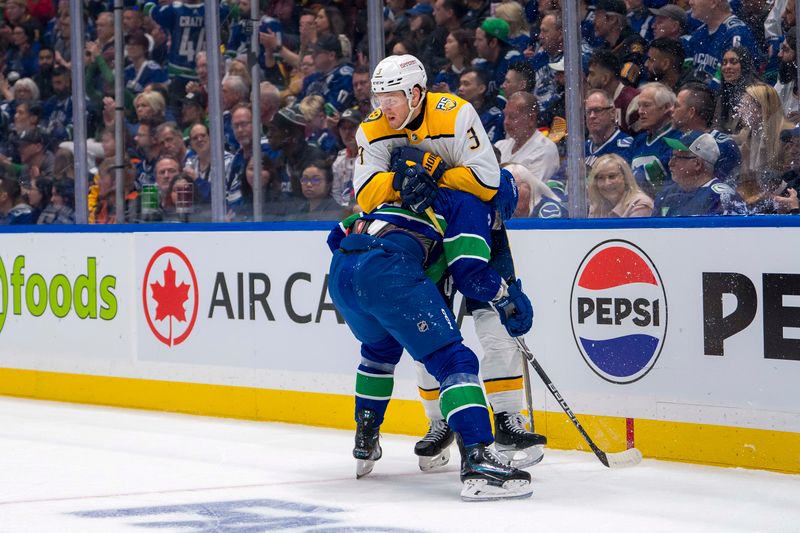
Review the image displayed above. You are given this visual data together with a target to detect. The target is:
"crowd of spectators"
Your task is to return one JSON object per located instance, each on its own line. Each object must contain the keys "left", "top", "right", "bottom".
{"left": 1, "top": 0, "right": 799, "bottom": 225}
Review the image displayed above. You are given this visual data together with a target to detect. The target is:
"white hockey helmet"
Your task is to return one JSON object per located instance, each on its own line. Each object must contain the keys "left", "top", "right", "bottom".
{"left": 371, "top": 55, "right": 427, "bottom": 129}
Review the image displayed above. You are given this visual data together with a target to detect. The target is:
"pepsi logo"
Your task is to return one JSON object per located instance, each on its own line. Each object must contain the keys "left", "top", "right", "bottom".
{"left": 570, "top": 240, "right": 667, "bottom": 384}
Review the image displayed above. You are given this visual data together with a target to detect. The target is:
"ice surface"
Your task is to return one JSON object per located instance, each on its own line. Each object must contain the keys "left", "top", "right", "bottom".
{"left": 0, "top": 396, "right": 797, "bottom": 532}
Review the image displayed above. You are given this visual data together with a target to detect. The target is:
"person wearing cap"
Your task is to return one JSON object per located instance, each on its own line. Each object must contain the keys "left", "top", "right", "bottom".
{"left": 124, "top": 31, "right": 168, "bottom": 95}
{"left": 650, "top": 4, "right": 688, "bottom": 41}
{"left": 300, "top": 33, "right": 354, "bottom": 115}
{"left": 655, "top": 130, "right": 746, "bottom": 216}
{"left": 179, "top": 91, "right": 207, "bottom": 133}
{"left": 629, "top": 82, "right": 682, "bottom": 195}
{"left": 12, "top": 128, "right": 54, "bottom": 180}
{"left": 671, "top": 82, "right": 742, "bottom": 184}
{"left": 645, "top": 38, "right": 686, "bottom": 92}
{"left": 266, "top": 103, "right": 325, "bottom": 203}
{"left": 332, "top": 108, "right": 362, "bottom": 209}
{"left": 473, "top": 17, "right": 525, "bottom": 99}
{"left": 683, "top": 0, "right": 759, "bottom": 91}
{"left": 593, "top": 0, "right": 647, "bottom": 87}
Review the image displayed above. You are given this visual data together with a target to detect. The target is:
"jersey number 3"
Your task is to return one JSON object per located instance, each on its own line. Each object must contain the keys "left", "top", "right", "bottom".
{"left": 467, "top": 127, "right": 480, "bottom": 150}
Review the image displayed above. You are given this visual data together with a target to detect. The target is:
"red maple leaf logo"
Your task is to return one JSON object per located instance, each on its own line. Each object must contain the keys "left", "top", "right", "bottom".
{"left": 150, "top": 260, "right": 190, "bottom": 345}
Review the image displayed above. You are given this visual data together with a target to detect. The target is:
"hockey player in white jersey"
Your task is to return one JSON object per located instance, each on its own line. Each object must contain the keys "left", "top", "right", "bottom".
{"left": 354, "top": 54, "right": 546, "bottom": 472}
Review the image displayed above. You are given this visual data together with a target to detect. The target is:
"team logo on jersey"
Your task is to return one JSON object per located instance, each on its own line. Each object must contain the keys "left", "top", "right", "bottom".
{"left": 364, "top": 108, "right": 383, "bottom": 123}
{"left": 417, "top": 320, "right": 429, "bottom": 332}
{"left": 142, "top": 246, "right": 199, "bottom": 347}
{"left": 570, "top": 240, "right": 667, "bottom": 384}
{"left": 435, "top": 96, "right": 457, "bottom": 112}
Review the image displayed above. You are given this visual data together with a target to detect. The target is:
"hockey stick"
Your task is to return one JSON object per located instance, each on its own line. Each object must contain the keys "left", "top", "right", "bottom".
{"left": 520, "top": 353, "right": 535, "bottom": 431}
{"left": 512, "top": 336, "right": 642, "bottom": 468}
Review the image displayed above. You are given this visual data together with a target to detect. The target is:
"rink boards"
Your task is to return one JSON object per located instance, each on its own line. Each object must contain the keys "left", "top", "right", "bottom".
{"left": 0, "top": 218, "right": 798, "bottom": 474}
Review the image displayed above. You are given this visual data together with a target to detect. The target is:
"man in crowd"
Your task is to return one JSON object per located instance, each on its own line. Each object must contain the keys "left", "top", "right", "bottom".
{"left": 630, "top": 82, "right": 681, "bottom": 194}
{"left": 644, "top": 38, "right": 686, "bottom": 92}
{"left": 586, "top": 50, "right": 640, "bottom": 134}
{"left": 655, "top": 131, "right": 746, "bottom": 216}
{"left": 584, "top": 89, "right": 633, "bottom": 168}
{"left": 593, "top": 0, "right": 647, "bottom": 87}
{"left": 458, "top": 67, "right": 505, "bottom": 143}
{"left": 473, "top": 17, "right": 524, "bottom": 97}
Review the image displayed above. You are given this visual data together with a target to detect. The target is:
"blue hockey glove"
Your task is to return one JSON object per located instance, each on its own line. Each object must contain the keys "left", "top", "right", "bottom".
{"left": 492, "top": 168, "right": 519, "bottom": 221}
{"left": 493, "top": 279, "right": 533, "bottom": 337}
{"left": 399, "top": 164, "right": 438, "bottom": 214}
{"left": 390, "top": 146, "right": 448, "bottom": 182}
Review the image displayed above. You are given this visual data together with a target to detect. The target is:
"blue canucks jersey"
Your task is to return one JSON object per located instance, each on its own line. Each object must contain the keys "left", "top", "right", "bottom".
{"left": 628, "top": 9, "right": 655, "bottom": 41}
{"left": 531, "top": 196, "right": 568, "bottom": 219}
{"left": 432, "top": 67, "right": 460, "bottom": 93}
{"left": 474, "top": 48, "right": 525, "bottom": 97}
{"left": 653, "top": 178, "right": 746, "bottom": 216}
{"left": 685, "top": 15, "right": 760, "bottom": 90}
{"left": 630, "top": 126, "right": 682, "bottom": 191}
{"left": 710, "top": 129, "right": 742, "bottom": 183}
{"left": 585, "top": 129, "right": 633, "bottom": 168}
{"left": 529, "top": 50, "right": 560, "bottom": 115}
{"left": 479, "top": 103, "right": 504, "bottom": 144}
{"left": 301, "top": 63, "right": 355, "bottom": 113}
{"left": 43, "top": 95, "right": 75, "bottom": 145}
{"left": 145, "top": 0, "right": 229, "bottom": 80}
{"left": 124, "top": 61, "right": 169, "bottom": 94}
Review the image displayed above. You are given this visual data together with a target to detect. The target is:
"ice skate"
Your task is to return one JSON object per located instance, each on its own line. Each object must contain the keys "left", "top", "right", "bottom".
{"left": 353, "top": 408, "right": 382, "bottom": 479}
{"left": 458, "top": 438, "right": 533, "bottom": 501}
{"left": 493, "top": 411, "right": 547, "bottom": 468}
{"left": 414, "top": 419, "right": 454, "bottom": 471}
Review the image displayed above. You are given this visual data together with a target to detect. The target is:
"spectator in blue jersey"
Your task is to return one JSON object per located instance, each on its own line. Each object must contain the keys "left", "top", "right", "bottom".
{"left": 593, "top": 0, "right": 647, "bottom": 87}
{"left": 5, "top": 23, "right": 40, "bottom": 79}
{"left": 301, "top": 33, "right": 355, "bottom": 114}
{"left": 528, "top": 11, "right": 563, "bottom": 121}
{"left": 299, "top": 95, "right": 340, "bottom": 158}
{"left": 500, "top": 61, "right": 535, "bottom": 102}
{"left": 431, "top": 29, "right": 476, "bottom": 94}
{"left": 221, "top": 75, "right": 250, "bottom": 152}
{"left": 645, "top": 38, "right": 686, "bottom": 93}
{"left": 671, "top": 83, "right": 742, "bottom": 184}
{"left": 588, "top": 153, "right": 653, "bottom": 217}
{"left": 584, "top": 89, "right": 633, "bottom": 169}
{"left": 183, "top": 122, "right": 232, "bottom": 205}
{"left": 684, "top": 0, "right": 759, "bottom": 91}
{"left": 331, "top": 108, "right": 361, "bottom": 210}
{"left": 133, "top": 120, "right": 159, "bottom": 190}
{"left": 649, "top": 4, "right": 688, "bottom": 41}
{"left": 473, "top": 17, "right": 525, "bottom": 98}
{"left": 458, "top": 67, "right": 505, "bottom": 144}
{"left": 124, "top": 32, "right": 168, "bottom": 96}
{"left": 494, "top": 1, "right": 532, "bottom": 54}
{"left": 630, "top": 82, "right": 681, "bottom": 195}
{"left": 496, "top": 92, "right": 560, "bottom": 185}
{"left": 713, "top": 46, "right": 761, "bottom": 134}
{"left": 32, "top": 46, "right": 55, "bottom": 101}
{"left": 586, "top": 50, "right": 640, "bottom": 134}
{"left": 627, "top": 0, "right": 656, "bottom": 41}
{"left": 655, "top": 130, "right": 746, "bottom": 216}
{"left": 0, "top": 175, "right": 36, "bottom": 225}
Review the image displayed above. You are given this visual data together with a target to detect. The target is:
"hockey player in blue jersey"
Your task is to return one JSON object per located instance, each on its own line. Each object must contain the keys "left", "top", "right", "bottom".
{"left": 685, "top": 0, "right": 760, "bottom": 91}
{"left": 656, "top": 131, "right": 746, "bottom": 216}
{"left": 355, "top": 54, "right": 547, "bottom": 472}
{"left": 327, "top": 170, "right": 534, "bottom": 501}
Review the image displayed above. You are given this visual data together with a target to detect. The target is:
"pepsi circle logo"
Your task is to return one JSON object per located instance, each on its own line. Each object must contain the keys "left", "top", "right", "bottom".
{"left": 142, "top": 246, "right": 199, "bottom": 347}
{"left": 570, "top": 240, "right": 667, "bottom": 384}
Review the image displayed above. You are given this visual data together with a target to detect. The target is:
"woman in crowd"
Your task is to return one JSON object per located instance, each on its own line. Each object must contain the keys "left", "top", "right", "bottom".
{"left": 23, "top": 176, "right": 52, "bottom": 220}
{"left": 37, "top": 178, "right": 75, "bottom": 224}
{"left": 495, "top": 1, "right": 531, "bottom": 53}
{"left": 735, "top": 84, "right": 796, "bottom": 177}
{"left": 714, "top": 46, "right": 762, "bottom": 135}
{"left": 287, "top": 160, "right": 345, "bottom": 221}
{"left": 588, "top": 154, "right": 653, "bottom": 218}
{"left": 431, "top": 29, "right": 476, "bottom": 93}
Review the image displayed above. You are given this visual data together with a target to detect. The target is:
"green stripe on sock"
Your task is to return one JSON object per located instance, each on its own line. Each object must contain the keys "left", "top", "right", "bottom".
{"left": 356, "top": 371, "right": 394, "bottom": 400}
{"left": 440, "top": 383, "right": 487, "bottom": 420}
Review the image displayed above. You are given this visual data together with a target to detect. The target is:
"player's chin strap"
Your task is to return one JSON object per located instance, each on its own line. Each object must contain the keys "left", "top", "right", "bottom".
{"left": 396, "top": 88, "right": 426, "bottom": 130}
